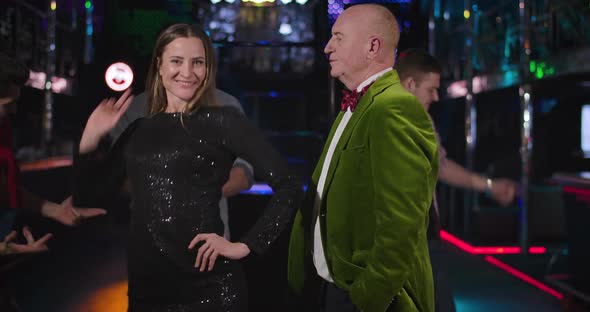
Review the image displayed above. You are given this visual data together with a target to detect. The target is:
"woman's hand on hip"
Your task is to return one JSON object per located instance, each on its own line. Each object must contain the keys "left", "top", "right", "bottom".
{"left": 188, "top": 233, "right": 250, "bottom": 272}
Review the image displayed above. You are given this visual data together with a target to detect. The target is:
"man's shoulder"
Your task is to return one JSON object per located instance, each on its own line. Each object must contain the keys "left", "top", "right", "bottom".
{"left": 369, "top": 71, "right": 417, "bottom": 104}
{"left": 366, "top": 85, "right": 432, "bottom": 128}
{"left": 372, "top": 84, "right": 421, "bottom": 111}
{"left": 127, "top": 92, "right": 149, "bottom": 117}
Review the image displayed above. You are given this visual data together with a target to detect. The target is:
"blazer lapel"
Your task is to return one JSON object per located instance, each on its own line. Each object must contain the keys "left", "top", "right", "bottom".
{"left": 320, "top": 70, "right": 400, "bottom": 198}
{"left": 311, "top": 111, "right": 345, "bottom": 186}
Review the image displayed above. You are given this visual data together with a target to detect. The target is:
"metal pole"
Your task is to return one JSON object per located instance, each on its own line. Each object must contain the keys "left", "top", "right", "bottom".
{"left": 518, "top": 0, "right": 532, "bottom": 254}
{"left": 463, "top": 0, "right": 477, "bottom": 236}
{"left": 83, "top": 0, "right": 94, "bottom": 64}
{"left": 428, "top": 0, "right": 438, "bottom": 56}
{"left": 42, "top": 0, "right": 57, "bottom": 152}
{"left": 519, "top": 84, "right": 532, "bottom": 254}
{"left": 464, "top": 92, "right": 477, "bottom": 235}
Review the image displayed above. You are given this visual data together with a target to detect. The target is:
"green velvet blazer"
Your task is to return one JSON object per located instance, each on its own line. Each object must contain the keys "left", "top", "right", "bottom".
{"left": 288, "top": 70, "right": 439, "bottom": 312}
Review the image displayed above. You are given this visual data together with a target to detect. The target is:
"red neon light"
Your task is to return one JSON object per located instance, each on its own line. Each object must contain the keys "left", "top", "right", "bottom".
{"left": 528, "top": 246, "right": 547, "bottom": 254}
{"left": 485, "top": 255, "right": 563, "bottom": 300}
{"left": 439, "top": 230, "right": 476, "bottom": 254}
{"left": 439, "top": 230, "right": 546, "bottom": 254}
{"left": 546, "top": 273, "right": 569, "bottom": 280}
{"left": 472, "top": 246, "right": 520, "bottom": 254}
{"left": 563, "top": 186, "right": 590, "bottom": 201}
{"left": 563, "top": 186, "right": 590, "bottom": 197}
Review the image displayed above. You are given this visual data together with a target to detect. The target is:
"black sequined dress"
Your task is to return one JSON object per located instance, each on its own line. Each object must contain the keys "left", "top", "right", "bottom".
{"left": 73, "top": 107, "right": 302, "bottom": 312}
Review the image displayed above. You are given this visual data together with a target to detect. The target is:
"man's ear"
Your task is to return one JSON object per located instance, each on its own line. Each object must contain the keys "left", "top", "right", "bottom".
{"left": 401, "top": 77, "right": 415, "bottom": 91}
{"left": 367, "top": 37, "right": 381, "bottom": 59}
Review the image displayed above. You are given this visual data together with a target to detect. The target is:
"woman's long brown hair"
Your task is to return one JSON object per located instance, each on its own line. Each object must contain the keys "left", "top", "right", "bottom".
{"left": 145, "top": 23, "right": 218, "bottom": 116}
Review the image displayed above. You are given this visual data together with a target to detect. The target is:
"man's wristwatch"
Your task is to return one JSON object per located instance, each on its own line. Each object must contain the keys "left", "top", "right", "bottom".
{"left": 485, "top": 178, "right": 493, "bottom": 196}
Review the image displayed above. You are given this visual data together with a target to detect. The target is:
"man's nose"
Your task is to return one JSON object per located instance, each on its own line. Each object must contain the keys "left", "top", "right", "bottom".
{"left": 324, "top": 40, "right": 333, "bottom": 55}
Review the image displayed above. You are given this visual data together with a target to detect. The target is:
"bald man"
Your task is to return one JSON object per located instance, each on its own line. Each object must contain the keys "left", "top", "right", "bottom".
{"left": 289, "top": 4, "right": 438, "bottom": 312}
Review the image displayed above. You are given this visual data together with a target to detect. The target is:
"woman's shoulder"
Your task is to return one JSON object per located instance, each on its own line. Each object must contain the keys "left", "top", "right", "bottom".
{"left": 199, "top": 105, "right": 242, "bottom": 116}
{"left": 193, "top": 106, "right": 244, "bottom": 123}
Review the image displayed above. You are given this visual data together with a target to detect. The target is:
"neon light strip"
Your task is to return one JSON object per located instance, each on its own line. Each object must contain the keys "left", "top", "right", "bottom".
{"left": 440, "top": 230, "right": 546, "bottom": 254}
{"left": 563, "top": 186, "right": 590, "bottom": 199}
{"left": 439, "top": 229, "right": 473, "bottom": 253}
{"left": 19, "top": 157, "right": 73, "bottom": 172}
{"left": 529, "top": 247, "right": 547, "bottom": 254}
{"left": 485, "top": 255, "right": 563, "bottom": 299}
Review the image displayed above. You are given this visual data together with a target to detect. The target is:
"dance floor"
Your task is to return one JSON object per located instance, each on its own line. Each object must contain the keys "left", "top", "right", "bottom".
{"left": 4, "top": 163, "right": 565, "bottom": 311}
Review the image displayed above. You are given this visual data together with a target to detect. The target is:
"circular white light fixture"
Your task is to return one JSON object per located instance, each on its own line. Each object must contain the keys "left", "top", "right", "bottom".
{"left": 105, "top": 62, "right": 134, "bottom": 91}
{"left": 279, "top": 23, "right": 293, "bottom": 35}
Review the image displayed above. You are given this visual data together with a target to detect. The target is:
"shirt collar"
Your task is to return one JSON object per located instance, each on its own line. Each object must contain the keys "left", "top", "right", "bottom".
{"left": 356, "top": 67, "right": 392, "bottom": 92}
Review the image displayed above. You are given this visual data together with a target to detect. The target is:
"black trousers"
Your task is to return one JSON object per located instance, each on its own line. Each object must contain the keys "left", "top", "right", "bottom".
{"left": 320, "top": 280, "right": 359, "bottom": 312}
{"left": 429, "top": 239, "right": 456, "bottom": 312}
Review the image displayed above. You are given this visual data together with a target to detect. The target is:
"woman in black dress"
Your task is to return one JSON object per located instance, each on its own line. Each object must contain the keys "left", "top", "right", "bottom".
{"left": 73, "top": 23, "right": 302, "bottom": 311}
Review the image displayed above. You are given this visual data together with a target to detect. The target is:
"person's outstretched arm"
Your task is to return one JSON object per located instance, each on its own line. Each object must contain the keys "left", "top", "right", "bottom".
{"left": 439, "top": 158, "right": 518, "bottom": 206}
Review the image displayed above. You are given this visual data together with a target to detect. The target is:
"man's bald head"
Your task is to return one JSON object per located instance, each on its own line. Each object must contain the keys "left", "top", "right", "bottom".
{"left": 324, "top": 4, "right": 400, "bottom": 90}
{"left": 344, "top": 4, "right": 399, "bottom": 60}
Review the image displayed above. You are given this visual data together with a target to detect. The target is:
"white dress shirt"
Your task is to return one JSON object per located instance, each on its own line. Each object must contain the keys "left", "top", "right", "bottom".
{"left": 313, "top": 68, "right": 393, "bottom": 282}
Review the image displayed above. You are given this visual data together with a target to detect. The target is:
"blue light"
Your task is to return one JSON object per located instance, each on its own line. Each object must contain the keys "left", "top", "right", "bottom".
{"left": 434, "top": 0, "right": 441, "bottom": 18}
{"left": 240, "top": 183, "right": 308, "bottom": 195}
{"left": 241, "top": 184, "right": 273, "bottom": 195}
{"left": 269, "top": 91, "right": 278, "bottom": 97}
{"left": 539, "top": 99, "right": 557, "bottom": 113}
{"left": 454, "top": 296, "right": 492, "bottom": 311}
{"left": 328, "top": 0, "right": 411, "bottom": 26}
{"left": 287, "top": 157, "right": 306, "bottom": 164}
{"left": 86, "top": 26, "right": 93, "bottom": 35}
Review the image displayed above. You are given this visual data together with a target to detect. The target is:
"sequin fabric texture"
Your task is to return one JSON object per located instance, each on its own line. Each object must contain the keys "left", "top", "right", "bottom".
{"left": 73, "top": 107, "right": 302, "bottom": 311}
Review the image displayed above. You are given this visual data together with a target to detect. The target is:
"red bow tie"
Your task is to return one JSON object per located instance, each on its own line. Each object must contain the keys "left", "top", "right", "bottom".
{"left": 340, "top": 84, "right": 372, "bottom": 112}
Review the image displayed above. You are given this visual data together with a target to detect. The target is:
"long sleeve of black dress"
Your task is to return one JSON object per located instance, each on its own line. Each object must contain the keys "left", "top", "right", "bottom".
{"left": 204, "top": 108, "right": 302, "bottom": 254}
{"left": 72, "top": 106, "right": 302, "bottom": 304}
